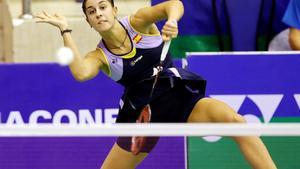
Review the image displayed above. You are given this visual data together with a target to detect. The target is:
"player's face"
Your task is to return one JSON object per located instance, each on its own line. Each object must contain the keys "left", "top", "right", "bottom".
{"left": 85, "top": 0, "right": 117, "bottom": 32}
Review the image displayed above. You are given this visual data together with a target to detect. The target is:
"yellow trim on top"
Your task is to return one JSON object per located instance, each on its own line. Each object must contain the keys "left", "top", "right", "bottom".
{"left": 121, "top": 47, "right": 136, "bottom": 59}
{"left": 97, "top": 48, "right": 112, "bottom": 77}
{"left": 128, "top": 16, "right": 161, "bottom": 37}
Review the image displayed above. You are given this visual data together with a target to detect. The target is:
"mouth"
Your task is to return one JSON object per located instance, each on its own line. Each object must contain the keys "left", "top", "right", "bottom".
{"left": 98, "top": 20, "right": 107, "bottom": 24}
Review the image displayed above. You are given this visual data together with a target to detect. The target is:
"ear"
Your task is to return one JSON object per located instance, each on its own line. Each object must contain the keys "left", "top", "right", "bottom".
{"left": 85, "top": 17, "right": 92, "bottom": 27}
{"left": 113, "top": 6, "right": 118, "bottom": 18}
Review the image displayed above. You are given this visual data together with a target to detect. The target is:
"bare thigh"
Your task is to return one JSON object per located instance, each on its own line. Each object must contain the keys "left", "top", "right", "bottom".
{"left": 188, "top": 97, "right": 245, "bottom": 123}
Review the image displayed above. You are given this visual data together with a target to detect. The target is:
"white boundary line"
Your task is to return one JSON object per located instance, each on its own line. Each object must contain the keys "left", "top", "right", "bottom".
{"left": 186, "top": 51, "right": 300, "bottom": 56}
{"left": 0, "top": 123, "right": 299, "bottom": 137}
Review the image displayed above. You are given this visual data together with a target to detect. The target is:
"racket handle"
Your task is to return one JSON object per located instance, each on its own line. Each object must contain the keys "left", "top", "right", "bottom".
{"left": 160, "top": 40, "right": 171, "bottom": 62}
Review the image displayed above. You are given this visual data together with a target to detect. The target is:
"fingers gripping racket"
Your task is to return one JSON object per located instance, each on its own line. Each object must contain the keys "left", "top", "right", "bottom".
{"left": 131, "top": 41, "right": 171, "bottom": 155}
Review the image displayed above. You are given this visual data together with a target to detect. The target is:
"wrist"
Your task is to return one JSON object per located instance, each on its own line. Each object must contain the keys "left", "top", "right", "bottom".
{"left": 60, "top": 29, "right": 72, "bottom": 36}
{"left": 168, "top": 19, "right": 178, "bottom": 26}
{"left": 59, "top": 24, "right": 69, "bottom": 31}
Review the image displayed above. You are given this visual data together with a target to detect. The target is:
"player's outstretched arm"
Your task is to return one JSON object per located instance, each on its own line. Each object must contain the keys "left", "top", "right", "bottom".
{"left": 35, "top": 11, "right": 103, "bottom": 81}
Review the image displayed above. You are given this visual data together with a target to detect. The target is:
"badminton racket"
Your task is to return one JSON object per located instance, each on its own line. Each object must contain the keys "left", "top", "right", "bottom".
{"left": 131, "top": 40, "right": 171, "bottom": 155}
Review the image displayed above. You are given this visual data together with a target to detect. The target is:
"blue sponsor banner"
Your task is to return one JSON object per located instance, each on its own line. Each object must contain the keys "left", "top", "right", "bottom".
{"left": 152, "top": 0, "right": 290, "bottom": 35}
{"left": 152, "top": 0, "right": 218, "bottom": 35}
{"left": 0, "top": 64, "right": 122, "bottom": 124}
{"left": 0, "top": 63, "right": 185, "bottom": 169}
{"left": 186, "top": 52, "right": 300, "bottom": 123}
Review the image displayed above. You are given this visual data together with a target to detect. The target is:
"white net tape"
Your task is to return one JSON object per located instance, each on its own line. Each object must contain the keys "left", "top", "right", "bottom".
{"left": 0, "top": 123, "right": 299, "bottom": 137}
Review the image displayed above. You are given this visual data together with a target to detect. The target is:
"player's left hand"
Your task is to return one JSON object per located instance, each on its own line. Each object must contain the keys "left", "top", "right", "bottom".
{"left": 162, "top": 19, "right": 178, "bottom": 41}
{"left": 35, "top": 11, "right": 69, "bottom": 31}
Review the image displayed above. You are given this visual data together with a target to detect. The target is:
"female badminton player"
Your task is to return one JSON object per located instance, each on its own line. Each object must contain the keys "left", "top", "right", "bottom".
{"left": 35, "top": 0, "right": 277, "bottom": 168}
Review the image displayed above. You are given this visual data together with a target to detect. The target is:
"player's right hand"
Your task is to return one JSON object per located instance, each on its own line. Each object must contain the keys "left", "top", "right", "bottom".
{"left": 162, "top": 19, "right": 178, "bottom": 42}
{"left": 35, "top": 11, "right": 69, "bottom": 31}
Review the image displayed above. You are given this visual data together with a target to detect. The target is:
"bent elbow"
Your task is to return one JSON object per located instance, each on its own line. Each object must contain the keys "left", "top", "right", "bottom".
{"left": 72, "top": 72, "right": 90, "bottom": 82}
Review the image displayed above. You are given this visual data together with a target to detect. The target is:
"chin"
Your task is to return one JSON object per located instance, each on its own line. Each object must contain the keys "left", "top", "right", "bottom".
{"left": 96, "top": 25, "right": 113, "bottom": 32}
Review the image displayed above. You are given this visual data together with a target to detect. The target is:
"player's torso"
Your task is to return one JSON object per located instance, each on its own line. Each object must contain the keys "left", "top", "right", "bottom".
{"left": 97, "top": 16, "right": 173, "bottom": 86}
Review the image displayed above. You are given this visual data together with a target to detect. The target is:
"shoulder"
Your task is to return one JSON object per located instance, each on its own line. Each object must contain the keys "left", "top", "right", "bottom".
{"left": 129, "top": 14, "right": 160, "bottom": 35}
{"left": 85, "top": 48, "right": 112, "bottom": 75}
{"left": 128, "top": 4, "right": 162, "bottom": 35}
{"left": 85, "top": 48, "right": 107, "bottom": 68}
{"left": 86, "top": 49, "right": 102, "bottom": 60}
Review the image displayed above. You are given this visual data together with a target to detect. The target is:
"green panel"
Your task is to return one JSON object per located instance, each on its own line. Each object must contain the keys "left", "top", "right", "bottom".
{"left": 188, "top": 118, "right": 300, "bottom": 169}
{"left": 188, "top": 137, "right": 249, "bottom": 169}
{"left": 170, "top": 35, "right": 231, "bottom": 58}
{"left": 188, "top": 137, "right": 300, "bottom": 169}
{"left": 264, "top": 137, "right": 300, "bottom": 169}
{"left": 270, "top": 117, "right": 300, "bottom": 123}
{"left": 170, "top": 35, "right": 271, "bottom": 58}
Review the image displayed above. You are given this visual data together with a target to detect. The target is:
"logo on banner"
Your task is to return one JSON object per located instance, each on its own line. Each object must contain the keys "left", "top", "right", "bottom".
{"left": 1, "top": 94, "right": 300, "bottom": 129}
{"left": 294, "top": 94, "right": 300, "bottom": 109}
{"left": 0, "top": 108, "right": 119, "bottom": 125}
{"left": 203, "top": 94, "right": 299, "bottom": 142}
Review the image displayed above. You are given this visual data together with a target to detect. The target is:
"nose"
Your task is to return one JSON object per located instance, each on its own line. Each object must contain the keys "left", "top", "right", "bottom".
{"left": 96, "top": 8, "right": 102, "bottom": 18}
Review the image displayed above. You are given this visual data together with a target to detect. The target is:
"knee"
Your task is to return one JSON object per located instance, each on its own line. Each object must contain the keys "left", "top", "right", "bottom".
{"left": 232, "top": 114, "right": 247, "bottom": 123}
{"left": 207, "top": 104, "right": 246, "bottom": 123}
{"left": 215, "top": 110, "right": 246, "bottom": 123}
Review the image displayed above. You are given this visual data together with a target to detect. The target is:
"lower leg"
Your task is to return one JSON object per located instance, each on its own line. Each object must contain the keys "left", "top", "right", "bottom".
{"left": 232, "top": 115, "right": 277, "bottom": 169}
{"left": 101, "top": 143, "right": 148, "bottom": 169}
{"left": 233, "top": 136, "right": 277, "bottom": 169}
{"left": 188, "top": 98, "right": 277, "bottom": 169}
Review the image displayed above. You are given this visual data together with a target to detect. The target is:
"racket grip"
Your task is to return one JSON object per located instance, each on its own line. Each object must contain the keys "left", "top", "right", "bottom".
{"left": 160, "top": 40, "right": 171, "bottom": 62}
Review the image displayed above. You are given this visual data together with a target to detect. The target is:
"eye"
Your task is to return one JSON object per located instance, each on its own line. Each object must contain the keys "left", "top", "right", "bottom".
{"left": 88, "top": 9, "right": 95, "bottom": 15}
{"left": 99, "top": 5, "right": 106, "bottom": 10}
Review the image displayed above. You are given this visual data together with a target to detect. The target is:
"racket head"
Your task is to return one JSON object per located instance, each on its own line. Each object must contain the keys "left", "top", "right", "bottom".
{"left": 131, "top": 105, "right": 151, "bottom": 155}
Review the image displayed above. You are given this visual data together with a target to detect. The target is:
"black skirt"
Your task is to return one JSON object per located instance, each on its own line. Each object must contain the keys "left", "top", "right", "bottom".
{"left": 116, "top": 68, "right": 207, "bottom": 123}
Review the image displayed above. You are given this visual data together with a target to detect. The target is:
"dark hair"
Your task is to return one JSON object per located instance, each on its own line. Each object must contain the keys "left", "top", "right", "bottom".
{"left": 82, "top": 0, "right": 115, "bottom": 16}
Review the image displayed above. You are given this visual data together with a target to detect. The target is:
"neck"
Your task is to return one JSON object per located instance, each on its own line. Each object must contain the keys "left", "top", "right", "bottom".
{"left": 100, "top": 21, "right": 127, "bottom": 49}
